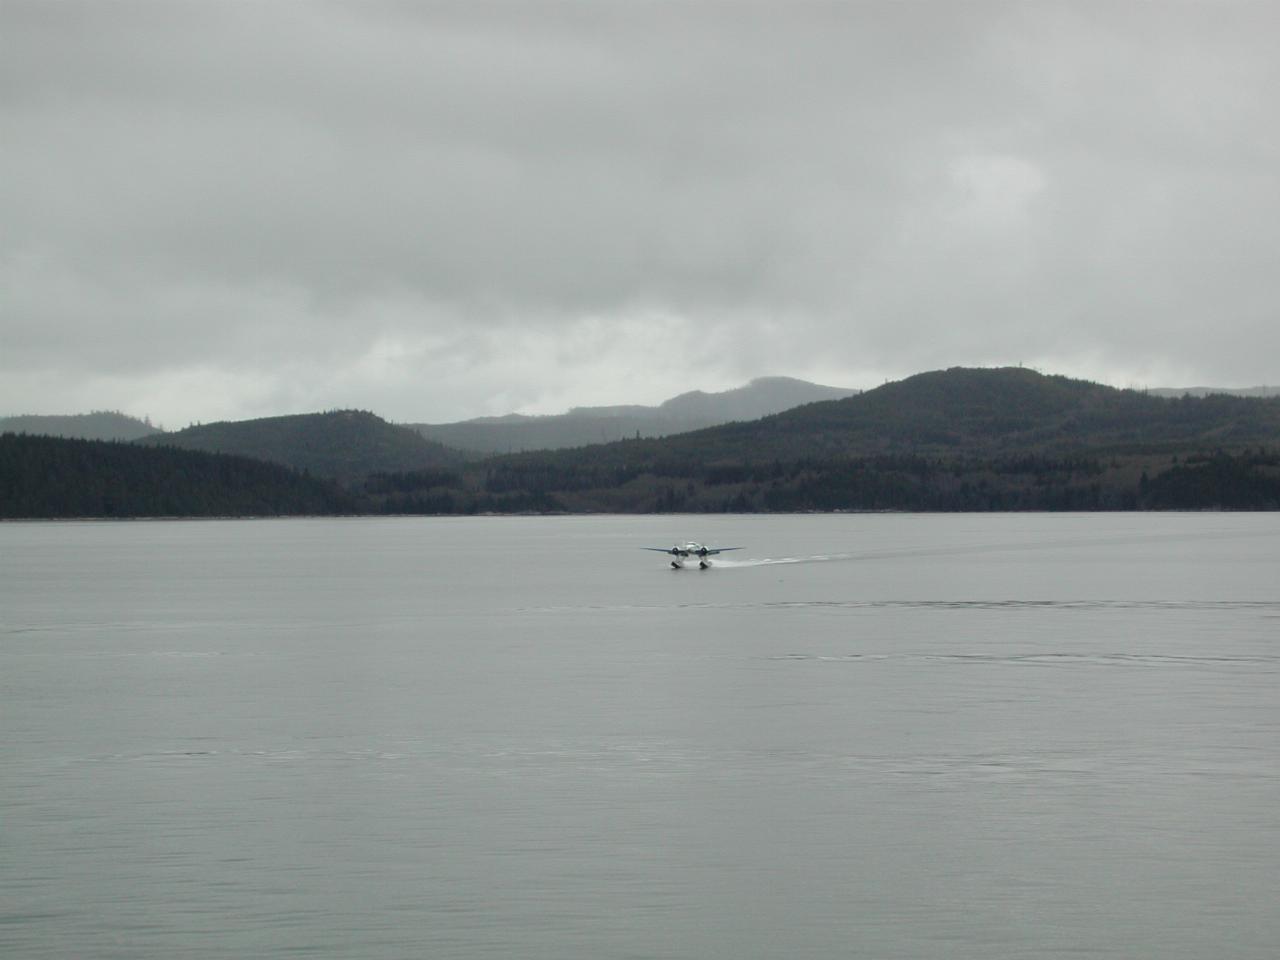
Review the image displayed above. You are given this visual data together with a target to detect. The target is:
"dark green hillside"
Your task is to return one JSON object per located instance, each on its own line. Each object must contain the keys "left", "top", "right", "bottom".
{"left": 0, "top": 433, "right": 353, "bottom": 518}
{"left": 503, "top": 367, "right": 1280, "bottom": 472}
{"left": 139, "top": 410, "right": 462, "bottom": 484}
{"left": 0, "top": 411, "right": 161, "bottom": 442}
{"left": 8, "top": 368, "right": 1276, "bottom": 516}
{"left": 369, "top": 367, "right": 1280, "bottom": 513}
{"left": 669, "top": 367, "right": 1280, "bottom": 461}
{"left": 1141, "top": 450, "right": 1280, "bottom": 509}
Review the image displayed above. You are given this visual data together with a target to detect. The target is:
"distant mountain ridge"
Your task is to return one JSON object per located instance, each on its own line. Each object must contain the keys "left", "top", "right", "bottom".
{"left": 138, "top": 410, "right": 461, "bottom": 484}
{"left": 651, "top": 376, "right": 862, "bottom": 420}
{"left": 406, "top": 376, "right": 860, "bottom": 454}
{"left": 0, "top": 411, "right": 161, "bottom": 442}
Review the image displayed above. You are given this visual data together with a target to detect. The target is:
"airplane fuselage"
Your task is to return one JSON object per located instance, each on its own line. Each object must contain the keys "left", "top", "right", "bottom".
{"left": 652, "top": 542, "right": 731, "bottom": 570}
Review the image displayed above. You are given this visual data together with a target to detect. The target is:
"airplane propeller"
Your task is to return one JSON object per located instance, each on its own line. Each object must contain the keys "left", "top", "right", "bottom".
{"left": 642, "top": 544, "right": 743, "bottom": 559}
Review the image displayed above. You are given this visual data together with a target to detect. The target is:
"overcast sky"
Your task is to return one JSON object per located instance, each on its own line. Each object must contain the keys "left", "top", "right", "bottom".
{"left": 3, "top": 1, "right": 1278, "bottom": 426}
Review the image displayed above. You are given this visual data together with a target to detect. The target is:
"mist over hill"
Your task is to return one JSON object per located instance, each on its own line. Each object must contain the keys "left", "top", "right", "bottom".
{"left": 406, "top": 376, "right": 859, "bottom": 454}
{"left": 1148, "top": 386, "right": 1279, "bottom": 399}
{"left": 0, "top": 411, "right": 161, "bottom": 442}
{"left": 651, "top": 376, "right": 861, "bottom": 420}
{"left": 138, "top": 410, "right": 461, "bottom": 484}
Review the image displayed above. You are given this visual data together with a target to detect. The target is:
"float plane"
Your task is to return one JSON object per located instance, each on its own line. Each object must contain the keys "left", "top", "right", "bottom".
{"left": 643, "top": 542, "right": 743, "bottom": 570}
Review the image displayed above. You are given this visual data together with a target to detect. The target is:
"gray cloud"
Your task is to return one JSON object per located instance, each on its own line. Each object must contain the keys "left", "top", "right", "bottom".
{"left": 3, "top": 1, "right": 1278, "bottom": 424}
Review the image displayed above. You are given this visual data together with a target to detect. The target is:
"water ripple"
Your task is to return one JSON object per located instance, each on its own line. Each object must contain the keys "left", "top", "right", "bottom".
{"left": 767, "top": 651, "right": 1279, "bottom": 666}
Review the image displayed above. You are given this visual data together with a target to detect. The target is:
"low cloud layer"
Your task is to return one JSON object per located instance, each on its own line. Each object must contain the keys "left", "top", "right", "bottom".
{"left": 3, "top": 1, "right": 1278, "bottom": 425}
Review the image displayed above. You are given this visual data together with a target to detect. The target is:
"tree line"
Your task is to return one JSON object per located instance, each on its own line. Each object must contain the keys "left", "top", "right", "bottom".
{"left": 4, "top": 433, "right": 1278, "bottom": 519}
{"left": 0, "top": 434, "right": 354, "bottom": 518}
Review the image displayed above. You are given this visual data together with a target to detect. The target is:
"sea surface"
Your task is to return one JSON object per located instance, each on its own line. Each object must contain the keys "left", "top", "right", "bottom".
{"left": 2, "top": 513, "right": 1278, "bottom": 959}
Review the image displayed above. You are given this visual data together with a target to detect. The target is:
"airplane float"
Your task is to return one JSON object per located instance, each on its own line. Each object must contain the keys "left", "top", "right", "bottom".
{"left": 643, "top": 542, "right": 742, "bottom": 570}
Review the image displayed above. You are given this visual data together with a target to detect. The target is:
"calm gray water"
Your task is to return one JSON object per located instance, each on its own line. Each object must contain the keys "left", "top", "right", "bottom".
{"left": 2, "top": 514, "right": 1278, "bottom": 959}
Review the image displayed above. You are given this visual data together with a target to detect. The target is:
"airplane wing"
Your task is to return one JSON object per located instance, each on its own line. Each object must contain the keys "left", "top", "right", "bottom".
{"left": 642, "top": 547, "right": 677, "bottom": 553}
{"left": 701, "top": 547, "right": 743, "bottom": 556}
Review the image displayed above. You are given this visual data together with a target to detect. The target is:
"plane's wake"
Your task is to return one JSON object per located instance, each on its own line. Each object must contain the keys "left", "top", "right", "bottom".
{"left": 709, "top": 554, "right": 847, "bottom": 569}
{"left": 691, "top": 526, "right": 1274, "bottom": 571}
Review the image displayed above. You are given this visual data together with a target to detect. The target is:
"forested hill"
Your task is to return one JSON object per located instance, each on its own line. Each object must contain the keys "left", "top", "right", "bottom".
{"left": 0, "top": 411, "right": 161, "bottom": 442}
{"left": 0, "top": 434, "right": 353, "bottom": 518}
{"left": 408, "top": 376, "right": 860, "bottom": 454}
{"left": 686, "top": 367, "right": 1280, "bottom": 461}
{"left": 7, "top": 369, "right": 1280, "bottom": 516}
{"left": 372, "top": 367, "right": 1280, "bottom": 513}
{"left": 467, "top": 367, "right": 1279, "bottom": 477}
{"left": 541, "top": 367, "right": 1280, "bottom": 468}
{"left": 138, "top": 410, "right": 462, "bottom": 484}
